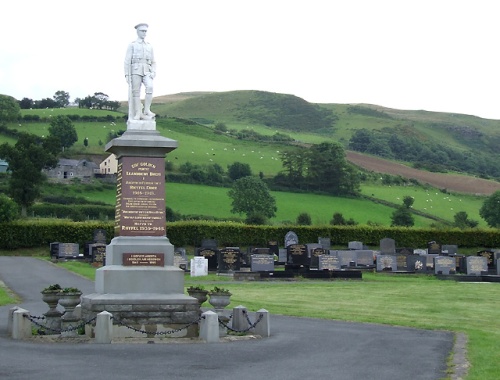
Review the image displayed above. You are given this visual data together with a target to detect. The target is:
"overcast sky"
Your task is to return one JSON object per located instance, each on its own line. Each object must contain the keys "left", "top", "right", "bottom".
{"left": 2, "top": 0, "right": 499, "bottom": 119}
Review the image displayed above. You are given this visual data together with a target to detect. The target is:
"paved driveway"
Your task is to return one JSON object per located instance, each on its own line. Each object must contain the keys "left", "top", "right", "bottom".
{"left": 0, "top": 257, "right": 453, "bottom": 380}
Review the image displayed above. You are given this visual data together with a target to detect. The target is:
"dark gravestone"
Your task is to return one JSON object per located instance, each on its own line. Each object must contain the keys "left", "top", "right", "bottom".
{"left": 453, "top": 255, "right": 466, "bottom": 274}
{"left": 427, "top": 241, "right": 441, "bottom": 255}
{"left": 252, "top": 248, "right": 270, "bottom": 255}
{"left": 57, "top": 243, "right": 81, "bottom": 259}
{"left": 90, "top": 243, "right": 106, "bottom": 266}
{"left": 396, "top": 247, "right": 414, "bottom": 255}
{"left": 434, "top": 256, "right": 456, "bottom": 275}
{"left": 267, "top": 241, "right": 279, "bottom": 257}
{"left": 306, "top": 244, "right": 322, "bottom": 257}
{"left": 497, "top": 259, "right": 500, "bottom": 276}
{"left": 441, "top": 245, "right": 458, "bottom": 256}
{"left": 467, "top": 256, "right": 488, "bottom": 276}
{"left": 407, "top": 255, "right": 427, "bottom": 273}
{"left": 376, "top": 255, "right": 397, "bottom": 272}
{"left": 251, "top": 254, "right": 274, "bottom": 272}
{"left": 396, "top": 253, "right": 410, "bottom": 271}
{"left": 50, "top": 242, "right": 59, "bottom": 259}
{"left": 355, "top": 250, "right": 374, "bottom": 266}
{"left": 218, "top": 247, "right": 241, "bottom": 273}
{"left": 348, "top": 241, "right": 363, "bottom": 251}
{"left": 278, "top": 248, "right": 287, "bottom": 264}
{"left": 380, "top": 238, "right": 396, "bottom": 255}
{"left": 284, "top": 231, "right": 299, "bottom": 248}
{"left": 318, "top": 237, "right": 331, "bottom": 250}
{"left": 197, "top": 248, "right": 218, "bottom": 271}
{"left": 310, "top": 247, "right": 327, "bottom": 270}
{"left": 287, "top": 244, "right": 308, "bottom": 266}
{"left": 318, "top": 255, "right": 341, "bottom": 271}
{"left": 338, "top": 250, "right": 357, "bottom": 268}
{"left": 201, "top": 239, "right": 218, "bottom": 249}
{"left": 93, "top": 229, "right": 107, "bottom": 244}
{"left": 477, "top": 250, "right": 495, "bottom": 269}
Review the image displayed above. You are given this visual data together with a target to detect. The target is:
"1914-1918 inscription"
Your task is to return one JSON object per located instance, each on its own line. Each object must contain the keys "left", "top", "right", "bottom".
{"left": 123, "top": 253, "right": 165, "bottom": 266}
{"left": 116, "top": 156, "right": 166, "bottom": 237}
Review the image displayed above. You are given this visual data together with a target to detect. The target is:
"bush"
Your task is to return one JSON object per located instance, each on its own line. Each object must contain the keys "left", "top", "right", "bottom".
{"left": 245, "top": 213, "right": 268, "bottom": 225}
{"left": 0, "top": 194, "right": 19, "bottom": 222}
{"left": 296, "top": 212, "right": 312, "bottom": 225}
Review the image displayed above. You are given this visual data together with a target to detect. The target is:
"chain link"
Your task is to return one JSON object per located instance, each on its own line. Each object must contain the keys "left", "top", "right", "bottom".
{"left": 110, "top": 315, "right": 203, "bottom": 336}
{"left": 219, "top": 312, "right": 264, "bottom": 333}
{"left": 25, "top": 314, "right": 96, "bottom": 334}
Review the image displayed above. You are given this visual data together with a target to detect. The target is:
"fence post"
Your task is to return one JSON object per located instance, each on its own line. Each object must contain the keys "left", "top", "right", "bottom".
{"left": 95, "top": 311, "right": 113, "bottom": 344}
{"left": 12, "top": 308, "right": 32, "bottom": 340}
{"left": 253, "top": 309, "right": 270, "bottom": 337}
{"left": 7, "top": 306, "right": 21, "bottom": 337}
{"left": 200, "top": 310, "right": 219, "bottom": 343}
{"left": 231, "top": 305, "right": 247, "bottom": 331}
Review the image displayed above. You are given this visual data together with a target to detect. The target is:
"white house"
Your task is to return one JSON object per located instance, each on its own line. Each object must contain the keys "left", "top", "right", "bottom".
{"left": 100, "top": 154, "right": 118, "bottom": 174}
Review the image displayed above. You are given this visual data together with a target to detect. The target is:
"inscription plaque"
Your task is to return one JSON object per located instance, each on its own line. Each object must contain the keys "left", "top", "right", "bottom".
{"left": 116, "top": 156, "right": 166, "bottom": 237}
{"left": 123, "top": 253, "right": 164, "bottom": 266}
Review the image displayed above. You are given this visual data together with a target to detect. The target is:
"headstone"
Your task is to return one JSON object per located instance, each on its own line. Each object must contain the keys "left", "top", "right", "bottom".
{"left": 90, "top": 243, "right": 106, "bottom": 266}
{"left": 190, "top": 257, "right": 208, "bottom": 277}
{"left": 355, "top": 250, "right": 374, "bottom": 266}
{"left": 197, "top": 248, "right": 218, "bottom": 271}
{"left": 497, "top": 259, "right": 500, "bottom": 276}
{"left": 306, "top": 244, "right": 322, "bottom": 257}
{"left": 267, "top": 241, "right": 279, "bottom": 257}
{"left": 396, "top": 247, "right": 414, "bottom": 255}
{"left": 278, "top": 248, "right": 287, "bottom": 263}
{"left": 453, "top": 255, "right": 466, "bottom": 273}
{"left": 414, "top": 248, "right": 427, "bottom": 255}
{"left": 318, "top": 255, "right": 341, "bottom": 271}
{"left": 93, "top": 229, "right": 107, "bottom": 244}
{"left": 50, "top": 242, "right": 59, "bottom": 259}
{"left": 286, "top": 244, "right": 308, "bottom": 266}
{"left": 376, "top": 255, "right": 397, "bottom": 271}
{"left": 466, "top": 256, "right": 488, "bottom": 276}
{"left": 173, "top": 250, "right": 188, "bottom": 271}
{"left": 337, "top": 250, "right": 357, "bottom": 267}
{"left": 284, "top": 231, "right": 299, "bottom": 248}
{"left": 201, "top": 239, "right": 218, "bottom": 249}
{"left": 218, "top": 247, "right": 241, "bottom": 273}
{"left": 380, "top": 238, "right": 396, "bottom": 255}
{"left": 427, "top": 241, "right": 441, "bottom": 255}
{"left": 426, "top": 254, "right": 438, "bottom": 270}
{"left": 477, "top": 250, "right": 495, "bottom": 269}
{"left": 252, "top": 248, "right": 270, "bottom": 255}
{"left": 441, "top": 245, "right": 458, "bottom": 256}
{"left": 396, "top": 249, "right": 412, "bottom": 271}
{"left": 434, "top": 256, "right": 456, "bottom": 275}
{"left": 251, "top": 254, "right": 274, "bottom": 272}
{"left": 57, "top": 243, "right": 81, "bottom": 259}
{"left": 348, "top": 241, "right": 363, "bottom": 250}
{"left": 310, "top": 247, "right": 327, "bottom": 270}
{"left": 407, "top": 255, "right": 427, "bottom": 273}
{"left": 318, "top": 237, "right": 331, "bottom": 250}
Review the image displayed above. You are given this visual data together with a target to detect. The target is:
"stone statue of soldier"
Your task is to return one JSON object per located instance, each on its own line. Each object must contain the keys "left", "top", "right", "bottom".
{"left": 124, "top": 23, "right": 156, "bottom": 121}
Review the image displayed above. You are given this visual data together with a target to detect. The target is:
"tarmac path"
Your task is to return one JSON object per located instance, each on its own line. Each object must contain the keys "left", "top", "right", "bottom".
{"left": 0, "top": 257, "right": 453, "bottom": 380}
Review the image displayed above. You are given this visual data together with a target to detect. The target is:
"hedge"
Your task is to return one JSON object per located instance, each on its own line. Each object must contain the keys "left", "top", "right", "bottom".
{"left": 0, "top": 220, "right": 499, "bottom": 251}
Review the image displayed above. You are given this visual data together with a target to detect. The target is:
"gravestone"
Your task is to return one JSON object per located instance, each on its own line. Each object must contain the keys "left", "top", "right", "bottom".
{"left": 278, "top": 248, "right": 287, "bottom": 263}
{"left": 251, "top": 254, "right": 275, "bottom": 272}
{"left": 50, "top": 242, "right": 59, "bottom": 259}
{"left": 57, "top": 243, "right": 81, "bottom": 259}
{"left": 396, "top": 247, "right": 414, "bottom": 255}
{"left": 454, "top": 255, "right": 466, "bottom": 273}
{"left": 355, "top": 250, "right": 374, "bottom": 266}
{"left": 218, "top": 247, "right": 241, "bottom": 273}
{"left": 337, "top": 250, "right": 357, "bottom": 267}
{"left": 197, "top": 248, "right": 218, "bottom": 271}
{"left": 190, "top": 257, "right": 208, "bottom": 277}
{"left": 414, "top": 248, "right": 427, "bottom": 255}
{"left": 396, "top": 252, "right": 411, "bottom": 271}
{"left": 477, "top": 250, "right": 495, "bottom": 269}
{"left": 407, "top": 255, "right": 427, "bottom": 273}
{"left": 319, "top": 255, "right": 341, "bottom": 271}
{"left": 426, "top": 254, "right": 438, "bottom": 270}
{"left": 252, "top": 248, "right": 270, "bottom": 255}
{"left": 93, "top": 229, "right": 107, "bottom": 244}
{"left": 318, "top": 237, "right": 331, "bottom": 250}
{"left": 287, "top": 244, "right": 308, "bottom": 266}
{"left": 466, "top": 256, "right": 488, "bottom": 276}
{"left": 380, "top": 238, "right": 396, "bottom": 255}
{"left": 497, "top": 259, "right": 500, "bottom": 276}
{"left": 284, "top": 231, "right": 299, "bottom": 248}
{"left": 90, "top": 243, "right": 106, "bottom": 266}
{"left": 310, "top": 247, "right": 327, "bottom": 270}
{"left": 427, "top": 241, "right": 441, "bottom": 255}
{"left": 267, "top": 240, "right": 279, "bottom": 257}
{"left": 441, "top": 245, "right": 458, "bottom": 256}
{"left": 201, "top": 239, "right": 218, "bottom": 249}
{"left": 376, "top": 255, "right": 397, "bottom": 271}
{"left": 434, "top": 256, "right": 456, "bottom": 275}
{"left": 173, "top": 248, "right": 188, "bottom": 271}
{"left": 348, "top": 241, "right": 363, "bottom": 250}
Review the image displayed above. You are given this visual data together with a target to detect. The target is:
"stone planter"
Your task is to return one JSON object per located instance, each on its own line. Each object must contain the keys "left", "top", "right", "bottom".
{"left": 59, "top": 292, "right": 83, "bottom": 337}
{"left": 187, "top": 289, "right": 209, "bottom": 306}
{"left": 208, "top": 293, "right": 231, "bottom": 313}
{"left": 41, "top": 291, "right": 63, "bottom": 334}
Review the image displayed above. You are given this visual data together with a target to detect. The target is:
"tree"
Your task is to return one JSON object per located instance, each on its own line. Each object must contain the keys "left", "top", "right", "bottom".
{"left": 83, "top": 137, "right": 89, "bottom": 148}
{"left": 0, "top": 133, "right": 58, "bottom": 216}
{"left": 48, "top": 115, "right": 78, "bottom": 150}
{"left": 453, "top": 211, "right": 478, "bottom": 229}
{"left": 0, "top": 194, "right": 19, "bottom": 222}
{"left": 228, "top": 176, "right": 277, "bottom": 219}
{"left": 296, "top": 212, "right": 312, "bottom": 225}
{"left": 0, "top": 94, "right": 21, "bottom": 121}
{"left": 53, "top": 90, "right": 70, "bottom": 107}
{"left": 479, "top": 191, "right": 500, "bottom": 227}
{"left": 391, "top": 197, "right": 414, "bottom": 227}
{"left": 19, "top": 97, "right": 34, "bottom": 109}
{"left": 227, "top": 162, "right": 252, "bottom": 181}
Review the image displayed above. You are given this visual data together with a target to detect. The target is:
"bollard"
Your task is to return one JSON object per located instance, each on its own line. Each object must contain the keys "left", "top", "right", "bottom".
{"left": 12, "top": 308, "right": 32, "bottom": 340}
{"left": 199, "top": 311, "right": 219, "bottom": 343}
{"left": 7, "top": 306, "right": 21, "bottom": 337}
{"left": 253, "top": 308, "right": 271, "bottom": 337}
{"left": 231, "top": 305, "right": 247, "bottom": 331}
{"left": 95, "top": 311, "right": 113, "bottom": 344}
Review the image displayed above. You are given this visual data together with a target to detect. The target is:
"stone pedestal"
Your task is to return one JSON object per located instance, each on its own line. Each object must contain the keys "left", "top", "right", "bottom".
{"left": 81, "top": 123, "right": 198, "bottom": 338}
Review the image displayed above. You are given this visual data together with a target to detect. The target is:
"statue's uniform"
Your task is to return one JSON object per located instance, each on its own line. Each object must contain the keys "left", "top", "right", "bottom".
{"left": 124, "top": 39, "right": 156, "bottom": 97}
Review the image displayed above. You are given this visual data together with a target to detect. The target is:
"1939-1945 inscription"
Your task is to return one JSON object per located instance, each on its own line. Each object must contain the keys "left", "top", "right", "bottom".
{"left": 123, "top": 253, "right": 164, "bottom": 266}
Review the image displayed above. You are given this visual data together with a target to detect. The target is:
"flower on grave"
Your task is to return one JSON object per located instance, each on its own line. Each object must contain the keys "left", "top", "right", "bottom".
{"left": 415, "top": 260, "right": 424, "bottom": 270}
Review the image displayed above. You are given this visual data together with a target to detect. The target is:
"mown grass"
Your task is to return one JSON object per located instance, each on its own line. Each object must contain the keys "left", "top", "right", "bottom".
{"left": 21, "top": 261, "right": 500, "bottom": 380}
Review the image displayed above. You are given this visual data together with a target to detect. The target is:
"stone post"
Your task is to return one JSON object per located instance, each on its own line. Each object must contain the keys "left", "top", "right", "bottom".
{"left": 12, "top": 308, "right": 32, "bottom": 340}
{"left": 200, "top": 310, "right": 219, "bottom": 343}
{"left": 95, "top": 311, "right": 113, "bottom": 344}
{"left": 253, "top": 309, "right": 271, "bottom": 337}
{"left": 231, "top": 305, "right": 247, "bottom": 331}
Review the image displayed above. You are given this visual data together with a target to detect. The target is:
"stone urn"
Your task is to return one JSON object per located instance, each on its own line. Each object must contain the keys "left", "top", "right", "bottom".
{"left": 59, "top": 291, "right": 82, "bottom": 321}
{"left": 187, "top": 287, "right": 209, "bottom": 306}
{"left": 41, "top": 290, "right": 62, "bottom": 317}
{"left": 208, "top": 287, "right": 232, "bottom": 313}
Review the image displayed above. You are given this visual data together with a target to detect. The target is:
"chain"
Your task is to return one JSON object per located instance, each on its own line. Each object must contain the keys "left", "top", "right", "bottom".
{"left": 110, "top": 315, "right": 203, "bottom": 336}
{"left": 219, "top": 312, "right": 264, "bottom": 333}
{"left": 25, "top": 314, "right": 96, "bottom": 334}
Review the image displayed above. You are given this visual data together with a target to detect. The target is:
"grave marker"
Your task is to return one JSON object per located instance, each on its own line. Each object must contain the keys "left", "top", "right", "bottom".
{"left": 318, "top": 255, "right": 341, "bottom": 271}
{"left": 434, "top": 256, "right": 456, "bottom": 275}
{"left": 376, "top": 255, "right": 397, "bottom": 271}
{"left": 380, "top": 238, "right": 396, "bottom": 255}
{"left": 251, "top": 254, "right": 274, "bottom": 272}
{"left": 466, "top": 256, "right": 488, "bottom": 276}
{"left": 284, "top": 231, "right": 298, "bottom": 248}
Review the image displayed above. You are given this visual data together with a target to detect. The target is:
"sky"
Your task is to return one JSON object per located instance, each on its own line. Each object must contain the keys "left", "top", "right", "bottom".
{"left": 2, "top": 0, "right": 500, "bottom": 119}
